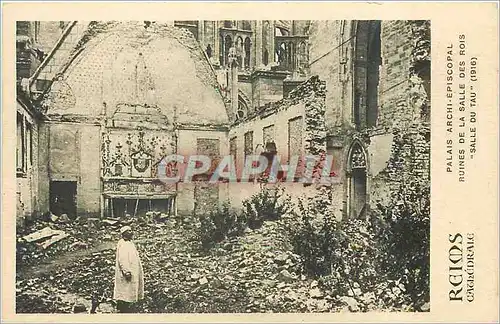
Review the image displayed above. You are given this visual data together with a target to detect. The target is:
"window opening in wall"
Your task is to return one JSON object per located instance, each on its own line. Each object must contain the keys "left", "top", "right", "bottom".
{"left": 110, "top": 198, "right": 175, "bottom": 219}
{"left": 353, "top": 20, "right": 381, "bottom": 130}
{"left": 16, "top": 112, "right": 25, "bottom": 174}
{"left": 27, "top": 123, "right": 33, "bottom": 166}
{"left": 263, "top": 49, "right": 269, "bottom": 66}
{"left": 366, "top": 22, "right": 381, "bottom": 128}
{"left": 206, "top": 44, "right": 212, "bottom": 58}
{"left": 230, "top": 136, "right": 237, "bottom": 174}
{"left": 244, "top": 131, "right": 254, "bottom": 159}
{"left": 262, "top": 124, "right": 275, "bottom": 147}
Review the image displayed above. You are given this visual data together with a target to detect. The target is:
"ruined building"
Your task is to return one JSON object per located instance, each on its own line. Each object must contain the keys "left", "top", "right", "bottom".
{"left": 15, "top": 20, "right": 430, "bottom": 224}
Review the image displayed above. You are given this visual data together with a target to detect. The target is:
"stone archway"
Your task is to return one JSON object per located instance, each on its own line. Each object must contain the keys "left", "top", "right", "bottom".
{"left": 346, "top": 141, "right": 368, "bottom": 219}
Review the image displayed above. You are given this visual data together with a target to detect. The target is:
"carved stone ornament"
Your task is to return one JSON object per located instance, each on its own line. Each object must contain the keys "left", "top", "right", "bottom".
{"left": 350, "top": 144, "right": 367, "bottom": 169}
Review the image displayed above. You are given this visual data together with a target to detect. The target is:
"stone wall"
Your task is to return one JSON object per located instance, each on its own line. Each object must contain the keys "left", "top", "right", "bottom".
{"left": 228, "top": 76, "right": 328, "bottom": 208}
{"left": 308, "top": 20, "right": 429, "bottom": 134}
{"left": 307, "top": 20, "right": 430, "bottom": 219}
{"left": 308, "top": 20, "right": 351, "bottom": 132}
{"left": 37, "top": 122, "right": 101, "bottom": 217}
{"left": 250, "top": 71, "right": 288, "bottom": 110}
{"left": 16, "top": 100, "right": 41, "bottom": 226}
{"left": 176, "top": 128, "right": 229, "bottom": 215}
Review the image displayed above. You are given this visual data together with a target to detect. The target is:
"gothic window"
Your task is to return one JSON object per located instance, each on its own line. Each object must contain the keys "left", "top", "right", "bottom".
{"left": 236, "top": 95, "right": 248, "bottom": 121}
{"left": 223, "top": 35, "right": 233, "bottom": 66}
{"left": 297, "top": 41, "right": 308, "bottom": 75}
{"left": 236, "top": 37, "right": 244, "bottom": 67}
{"left": 353, "top": 21, "right": 381, "bottom": 130}
{"left": 263, "top": 49, "right": 269, "bottom": 66}
{"left": 347, "top": 142, "right": 367, "bottom": 219}
{"left": 206, "top": 44, "right": 212, "bottom": 58}
{"left": 244, "top": 37, "right": 251, "bottom": 68}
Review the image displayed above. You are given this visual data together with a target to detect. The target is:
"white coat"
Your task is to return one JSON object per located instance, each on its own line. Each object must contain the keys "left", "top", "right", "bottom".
{"left": 113, "top": 238, "right": 144, "bottom": 303}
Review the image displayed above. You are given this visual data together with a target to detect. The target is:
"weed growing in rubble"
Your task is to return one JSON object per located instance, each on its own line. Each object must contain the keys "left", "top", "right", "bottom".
{"left": 287, "top": 129, "right": 430, "bottom": 311}
{"left": 195, "top": 186, "right": 292, "bottom": 249}
{"left": 195, "top": 201, "right": 247, "bottom": 250}
{"left": 242, "top": 186, "right": 292, "bottom": 230}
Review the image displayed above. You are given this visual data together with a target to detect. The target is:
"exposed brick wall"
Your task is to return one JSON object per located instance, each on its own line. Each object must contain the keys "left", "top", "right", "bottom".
{"left": 38, "top": 21, "right": 229, "bottom": 125}
{"left": 176, "top": 129, "right": 229, "bottom": 215}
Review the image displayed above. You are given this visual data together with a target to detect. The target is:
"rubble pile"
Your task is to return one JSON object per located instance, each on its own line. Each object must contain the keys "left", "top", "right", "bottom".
{"left": 15, "top": 278, "right": 73, "bottom": 313}
{"left": 16, "top": 214, "right": 159, "bottom": 268}
{"left": 16, "top": 214, "right": 353, "bottom": 313}
{"left": 136, "top": 219, "right": 344, "bottom": 313}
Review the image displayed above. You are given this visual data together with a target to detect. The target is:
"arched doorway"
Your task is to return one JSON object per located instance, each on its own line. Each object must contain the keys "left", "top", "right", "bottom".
{"left": 346, "top": 141, "right": 368, "bottom": 219}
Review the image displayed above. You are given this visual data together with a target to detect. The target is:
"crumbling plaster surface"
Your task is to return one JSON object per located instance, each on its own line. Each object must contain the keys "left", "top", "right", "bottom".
{"left": 41, "top": 21, "right": 229, "bottom": 125}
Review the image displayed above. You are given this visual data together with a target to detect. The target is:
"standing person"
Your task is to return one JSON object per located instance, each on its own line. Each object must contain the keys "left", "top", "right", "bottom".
{"left": 113, "top": 226, "right": 144, "bottom": 313}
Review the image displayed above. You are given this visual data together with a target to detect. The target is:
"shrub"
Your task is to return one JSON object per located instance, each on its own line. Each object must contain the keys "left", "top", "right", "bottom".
{"left": 195, "top": 201, "right": 247, "bottom": 250}
{"left": 376, "top": 128, "right": 431, "bottom": 308}
{"left": 316, "top": 219, "right": 381, "bottom": 298}
{"left": 242, "top": 186, "right": 292, "bottom": 230}
{"left": 286, "top": 185, "right": 342, "bottom": 277}
{"left": 376, "top": 177, "right": 430, "bottom": 308}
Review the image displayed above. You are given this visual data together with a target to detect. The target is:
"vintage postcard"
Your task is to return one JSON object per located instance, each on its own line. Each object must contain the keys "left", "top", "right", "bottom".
{"left": 1, "top": 1, "right": 498, "bottom": 323}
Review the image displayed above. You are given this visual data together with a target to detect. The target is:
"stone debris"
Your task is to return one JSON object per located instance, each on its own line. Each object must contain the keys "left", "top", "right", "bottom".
{"left": 277, "top": 269, "right": 296, "bottom": 282}
{"left": 339, "top": 296, "right": 360, "bottom": 312}
{"left": 40, "top": 232, "right": 70, "bottom": 249}
{"left": 16, "top": 214, "right": 418, "bottom": 313}
{"left": 22, "top": 227, "right": 62, "bottom": 243}
{"left": 101, "top": 219, "right": 119, "bottom": 226}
